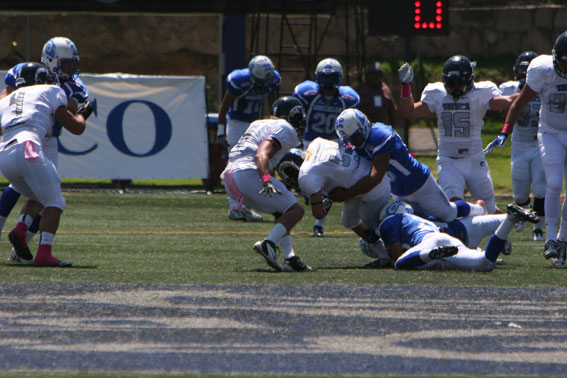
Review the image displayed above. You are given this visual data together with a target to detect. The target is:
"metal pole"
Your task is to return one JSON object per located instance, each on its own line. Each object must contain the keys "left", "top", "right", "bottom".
{"left": 26, "top": 15, "right": 30, "bottom": 61}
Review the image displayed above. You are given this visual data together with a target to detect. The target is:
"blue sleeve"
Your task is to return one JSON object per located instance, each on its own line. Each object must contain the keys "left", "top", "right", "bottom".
{"left": 61, "top": 77, "right": 89, "bottom": 104}
{"left": 339, "top": 86, "right": 360, "bottom": 108}
{"left": 268, "top": 70, "right": 281, "bottom": 91}
{"left": 378, "top": 215, "right": 402, "bottom": 247}
{"left": 293, "top": 81, "right": 318, "bottom": 105}
{"left": 4, "top": 63, "right": 26, "bottom": 89}
{"left": 367, "top": 126, "right": 396, "bottom": 158}
{"left": 226, "top": 69, "right": 250, "bottom": 96}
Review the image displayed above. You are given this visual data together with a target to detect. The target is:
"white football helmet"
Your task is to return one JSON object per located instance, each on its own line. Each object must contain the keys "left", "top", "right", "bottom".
{"left": 334, "top": 108, "right": 371, "bottom": 148}
{"left": 379, "top": 200, "right": 414, "bottom": 222}
{"left": 315, "top": 58, "right": 343, "bottom": 89}
{"left": 248, "top": 55, "right": 275, "bottom": 86}
{"left": 41, "top": 37, "right": 80, "bottom": 81}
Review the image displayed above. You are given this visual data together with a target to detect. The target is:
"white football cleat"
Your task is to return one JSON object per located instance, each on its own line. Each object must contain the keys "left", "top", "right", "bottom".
{"left": 253, "top": 239, "right": 282, "bottom": 271}
{"left": 9, "top": 248, "right": 33, "bottom": 264}
{"left": 240, "top": 207, "right": 263, "bottom": 221}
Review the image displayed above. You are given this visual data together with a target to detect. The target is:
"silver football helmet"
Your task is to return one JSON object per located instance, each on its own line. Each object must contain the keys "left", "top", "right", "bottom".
{"left": 248, "top": 55, "right": 275, "bottom": 87}
{"left": 334, "top": 108, "right": 371, "bottom": 148}
{"left": 41, "top": 37, "right": 80, "bottom": 81}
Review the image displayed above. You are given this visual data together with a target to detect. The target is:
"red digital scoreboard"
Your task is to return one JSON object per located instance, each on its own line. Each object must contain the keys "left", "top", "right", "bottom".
{"left": 367, "top": 0, "right": 450, "bottom": 36}
{"left": 412, "top": 0, "right": 449, "bottom": 34}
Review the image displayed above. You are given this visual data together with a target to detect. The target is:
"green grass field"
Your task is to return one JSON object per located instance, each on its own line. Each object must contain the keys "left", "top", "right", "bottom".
{"left": 1, "top": 189, "right": 563, "bottom": 288}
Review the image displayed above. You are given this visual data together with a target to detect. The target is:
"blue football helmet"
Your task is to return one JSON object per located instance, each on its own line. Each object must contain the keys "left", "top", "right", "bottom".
{"left": 41, "top": 37, "right": 80, "bottom": 81}
{"left": 315, "top": 58, "right": 343, "bottom": 89}
{"left": 248, "top": 55, "right": 275, "bottom": 87}
{"left": 335, "top": 108, "right": 371, "bottom": 148}
{"left": 552, "top": 32, "right": 567, "bottom": 79}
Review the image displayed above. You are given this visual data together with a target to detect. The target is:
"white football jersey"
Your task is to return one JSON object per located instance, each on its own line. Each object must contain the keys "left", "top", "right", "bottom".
{"left": 298, "top": 137, "right": 389, "bottom": 201}
{"left": 421, "top": 81, "right": 500, "bottom": 158}
{"left": 0, "top": 84, "right": 67, "bottom": 147}
{"left": 299, "top": 138, "right": 363, "bottom": 197}
{"left": 526, "top": 55, "right": 567, "bottom": 133}
{"left": 499, "top": 80, "right": 540, "bottom": 145}
{"left": 227, "top": 118, "right": 299, "bottom": 172}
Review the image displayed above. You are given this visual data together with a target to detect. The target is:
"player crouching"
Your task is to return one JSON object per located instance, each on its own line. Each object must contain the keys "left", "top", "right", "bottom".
{"left": 221, "top": 96, "right": 312, "bottom": 272}
{"left": 0, "top": 63, "right": 92, "bottom": 266}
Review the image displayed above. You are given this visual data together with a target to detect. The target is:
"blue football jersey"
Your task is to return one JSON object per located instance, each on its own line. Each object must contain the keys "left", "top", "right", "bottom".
{"left": 379, "top": 213, "right": 439, "bottom": 250}
{"left": 51, "top": 77, "right": 89, "bottom": 137}
{"left": 356, "top": 124, "right": 430, "bottom": 197}
{"left": 4, "top": 63, "right": 89, "bottom": 137}
{"left": 226, "top": 68, "right": 281, "bottom": 123}
{"left": 429, "top": 217, "right": 469, "bottom": 247}
{"left": 3, "top": 62, "right": 27, "bottom": 89}
{"left": 293, "top": 80, "right": 360, "bottom": 142}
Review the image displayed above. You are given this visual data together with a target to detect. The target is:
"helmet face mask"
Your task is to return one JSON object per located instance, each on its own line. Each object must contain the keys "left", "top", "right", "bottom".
{"left": 442, "top": 55, "right": 475, "bottom": 98}
{"left": 276, "top": 148, "right": 304, "bottom": 191}
{"left": 271, "top": 96, "right": 306, "bottom": 137}
{"left": 315, "top": 58, "right": 343, "bottom": 90}
{"left": 334, "top": 109, "right": 370, "bottom": 148}
{"left": 248, "top": 55, "right": 275, "bottom": 87}
{"left": 552, "top": 32, "right": 567, "bottom": 79}
{"left": 15, "top": 62, "right": 54, "bottom": 89}
{"left": 41, "top": 37, "right": 80, "bottom": 81}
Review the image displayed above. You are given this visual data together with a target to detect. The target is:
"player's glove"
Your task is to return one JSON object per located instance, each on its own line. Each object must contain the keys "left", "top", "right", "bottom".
{"left": 77, "top": 101, "right": 94, "bottom": 120}
{"left": 484, "top": 133, "right": 507, "bottom": 154}
{"left": 363, "top": 229, "right": 380, "bottom": 244}
{"left": 398, "top": 62, "right": 414, "bottom": 84}
{"left": 259, "top": 180, "right": 282, "bottom": 197}
{"left": 322, "top": 194, "right": 333, "bottom": 215}
{"left": 218, "top": 135, "right": 229, "bottom": 150}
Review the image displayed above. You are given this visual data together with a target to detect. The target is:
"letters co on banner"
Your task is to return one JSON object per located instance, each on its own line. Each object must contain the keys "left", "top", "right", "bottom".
{"left": 0, "top": 72, "right": 209, "bottom": 179}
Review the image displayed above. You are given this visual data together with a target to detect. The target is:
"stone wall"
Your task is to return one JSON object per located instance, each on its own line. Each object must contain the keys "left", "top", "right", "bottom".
{"left": 0, "top": 5, "right": 565, "bottom": 105}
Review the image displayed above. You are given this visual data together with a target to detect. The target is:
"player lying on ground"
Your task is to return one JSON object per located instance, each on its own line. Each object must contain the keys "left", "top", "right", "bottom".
{"left": 373, "top": 201, "right": 539, "bottom": 271}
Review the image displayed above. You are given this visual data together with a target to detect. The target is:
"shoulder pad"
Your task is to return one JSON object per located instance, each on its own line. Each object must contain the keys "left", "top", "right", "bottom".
{"left": 423, "top": 82, "right": 446, "bottom": 94}
{"left": 474, "top": 81, "right": 498, "bottom": 90}
{"left": 498, "top": 81, "right": 519, "bottom": 95}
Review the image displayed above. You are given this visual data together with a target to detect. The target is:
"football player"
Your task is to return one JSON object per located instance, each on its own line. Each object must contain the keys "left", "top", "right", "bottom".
{"left": 293, "top": 58, "right": 360, "bottom": 236}
{"left": 0, "top": 36, "right": 89, "bottom": 262}
{"left": 486, "top": 51, "right": 545, "bottom": 241}
{"left": 495, "top": 31, "right": 567, "bottom": 266}
{"left": 0, "top": 63, "right": 92, "bottom": 266}
{"left": 293, "top": 137, "right": 391, "bottom": 265}
{"left": 376, "top": 201, "right": 539, "bottom": 271}
{"left": 331, "top": 108, "right": 486, "bottom": 222}
{"left": 220, "top": 96, "right": 311, "bottom": 272}
{"left": 397, "top": 56, "right": 516, "bottom": 214}
{"left": 217, "top": 55, "right": 281, "bottom": 222}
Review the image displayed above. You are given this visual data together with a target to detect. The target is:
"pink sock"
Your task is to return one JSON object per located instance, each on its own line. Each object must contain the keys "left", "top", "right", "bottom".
{"left": 33, "top": 245, "right": 60, "bottom": 266}
{"left": 11, "top": 222, "right": 29, "bottom": 247}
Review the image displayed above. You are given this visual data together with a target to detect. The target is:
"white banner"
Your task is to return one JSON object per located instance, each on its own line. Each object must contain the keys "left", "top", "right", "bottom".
{"left": 1, "top": 72, "right": 209, "bottom": 179}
